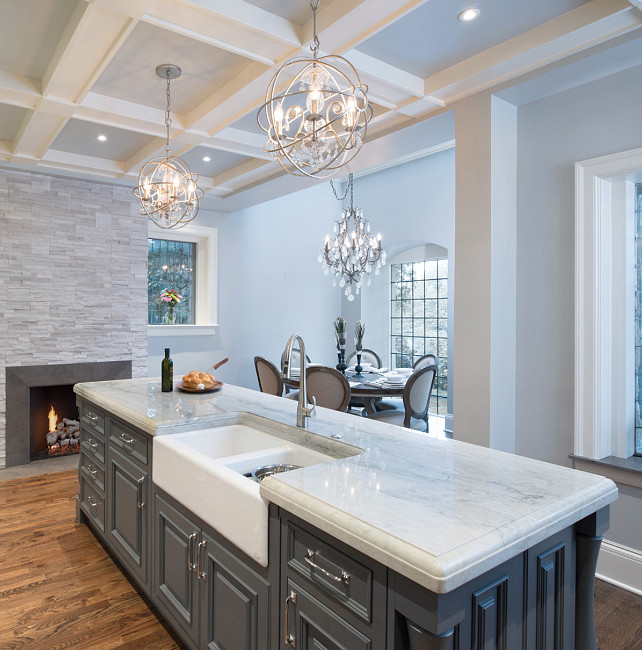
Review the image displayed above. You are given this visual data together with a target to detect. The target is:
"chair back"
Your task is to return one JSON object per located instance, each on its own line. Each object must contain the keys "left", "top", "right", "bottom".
{"left": 346, "top": 348, "right": 382, "bottom": 368}
{"left": 402, "top": 364, "right": 437, "bottom": 426}
{"left": 306, "top": 366, "right": 351, "bottom": 412}
{"left": 254, "top": 356, "right": 283, "bottom": 396}
{"left": 280, "top": 348, "right": 311, "bottom": 374}
{"left": 413, "top": 354, "right": 438, "bottom": 371}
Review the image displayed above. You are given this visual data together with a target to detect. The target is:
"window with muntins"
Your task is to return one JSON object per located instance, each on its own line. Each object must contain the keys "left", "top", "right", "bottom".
{"left": 629, "top": 183, "right": 642, "bottom": 456}
{"left": 148, "top": 238, "right": 196, "bottom": 324}
{"left": 390, "top": 260, "right": 448, "bottom": 415}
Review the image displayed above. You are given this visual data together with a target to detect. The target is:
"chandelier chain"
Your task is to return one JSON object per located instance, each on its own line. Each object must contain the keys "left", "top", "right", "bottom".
{"left": 330, "top": 173, "right": 352, "bottom": 202}
{"left": 310, "top": 0, "right": 320, "bottom": 56}
{"left": 164, "top": 72, "right": 172, "bottom": 156}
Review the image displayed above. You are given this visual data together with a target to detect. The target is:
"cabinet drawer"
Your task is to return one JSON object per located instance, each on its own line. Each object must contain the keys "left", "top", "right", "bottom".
{"left": 110, "top": 420, "right": 148, "bottom": 467}
{"left": 81, "top": 432, "right": 105, "bottom": 465}
{"left": 79, "top": 404, "right": 105, "bottom": 439}
{"left": 80, "top": 476, "right": 105, "bottom": 532}
{"left": 286, "top": 522, "right": 374, "bottom": 623}
{"left": 80, "top": 449, "right": 105, "bottom": 492}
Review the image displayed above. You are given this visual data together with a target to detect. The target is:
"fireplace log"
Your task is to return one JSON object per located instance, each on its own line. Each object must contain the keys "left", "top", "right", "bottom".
{"left": 63, "top": 419, "right": 79, "bottom": 427}
{"left": 46, "top": 431, "right": 59, "bottom": 445}
{"left": 56, "top": 422, "right": 65, "bottom": 430}
{"left": 71, "top": 430, "right": 80, "bottom": 439}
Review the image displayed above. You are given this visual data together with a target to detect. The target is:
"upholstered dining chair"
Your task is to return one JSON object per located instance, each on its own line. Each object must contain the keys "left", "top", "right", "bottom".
{"left": 365, "top": 364, "right": 437, "bottom": 431}
{"left": 413, "top": 353, "right": 438, "bottom": 371}
{"left": 306, "top": 366, "right": 351, "bottom": 412}
{"left": 254, "top": 356, "right": 283, "bottom": 397}
{"left": 346, "top": 348, "right": 382, "bottom": 369}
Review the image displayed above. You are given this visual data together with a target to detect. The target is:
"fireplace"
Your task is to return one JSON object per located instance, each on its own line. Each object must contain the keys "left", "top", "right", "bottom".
{"left": 5, "top": 361, "right": 131, "bottom": 467}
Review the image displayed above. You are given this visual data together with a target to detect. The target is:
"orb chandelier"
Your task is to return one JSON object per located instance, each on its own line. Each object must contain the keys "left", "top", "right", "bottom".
{"left": 257, "top": 0, "right": 372, "bottom": 178}
{"left": 134, "top": 65, "right": 203, "bottom": 230}
{"left": 319, "top": 173, "right": 386, "bottom": 301}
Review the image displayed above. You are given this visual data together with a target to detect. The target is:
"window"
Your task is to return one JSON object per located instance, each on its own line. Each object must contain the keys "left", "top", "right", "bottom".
{"left": 634, "top": 183, "right": 642, "bottom": 456}
{"left": 390, "top": 259, "right": 448, "bottom": 414}
{"left": 148, "top": 238, "right": 196, "bottom": 324}
{"left": 146, "top": 225, "right": 218, "bottom": 331}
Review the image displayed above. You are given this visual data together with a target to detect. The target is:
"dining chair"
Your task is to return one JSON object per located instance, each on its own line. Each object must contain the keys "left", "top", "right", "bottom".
{"left": 253, "top": 356, "right": 283, "bottom": 397}
{"left": 413, "top": 353, "right": 439, "bottom": 371}
{"left": 364, "top": 364, "right": 437, "bottom": 431}
{"left": 306, "top": 366, "right": 351, "bottom": 412}
{"left": 346, "top": 348, "right": 382, "bottom": 369}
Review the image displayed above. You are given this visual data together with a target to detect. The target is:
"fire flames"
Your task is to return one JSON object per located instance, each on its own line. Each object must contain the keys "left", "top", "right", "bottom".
{"left": 48, "top": 405, "right": 57, "bottom": 432}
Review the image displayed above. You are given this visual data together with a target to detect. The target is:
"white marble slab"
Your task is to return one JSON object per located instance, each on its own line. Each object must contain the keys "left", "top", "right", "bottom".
{"left": 75, "top": 378, "right": 617, "bottom": 593}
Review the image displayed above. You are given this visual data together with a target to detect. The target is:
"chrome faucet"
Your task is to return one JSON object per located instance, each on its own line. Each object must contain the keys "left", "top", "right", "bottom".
{"left": 282, "top": 334, "right": 316, "bottom": 428}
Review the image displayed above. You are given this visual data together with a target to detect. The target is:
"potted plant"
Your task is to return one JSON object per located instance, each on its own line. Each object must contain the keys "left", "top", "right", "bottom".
{"left": 354, "top": 320, "right": 365, "bottom": 377}
{"left": 333, "top": 317, "right": 347, "bottom": 374}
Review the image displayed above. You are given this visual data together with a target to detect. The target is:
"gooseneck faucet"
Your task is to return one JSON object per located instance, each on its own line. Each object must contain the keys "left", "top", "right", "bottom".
{"left": 282, "top": 334, "right": 316, "bottom": 428}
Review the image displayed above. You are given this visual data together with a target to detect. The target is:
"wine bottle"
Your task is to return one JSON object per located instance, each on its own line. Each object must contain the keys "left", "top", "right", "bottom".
{"left": 161, "top": 348, "right": 173, "bottom": 392}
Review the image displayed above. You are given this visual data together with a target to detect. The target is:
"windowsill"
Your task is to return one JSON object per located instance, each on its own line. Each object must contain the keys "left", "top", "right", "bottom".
{"left": 148, "top": 324, "right": 219, "bottom": 337}
{"left": 570, "top": 454, "right": 642, "bottom": 490}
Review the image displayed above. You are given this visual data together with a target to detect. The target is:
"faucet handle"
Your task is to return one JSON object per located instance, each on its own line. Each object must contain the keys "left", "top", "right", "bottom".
{"left": 305, "top": 395, "right": 317, "bottom": 419}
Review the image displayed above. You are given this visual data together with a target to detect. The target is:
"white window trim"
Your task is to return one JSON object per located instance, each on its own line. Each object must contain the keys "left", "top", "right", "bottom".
{"left": 574, "top": 146, "right": 642, "bottom": 460}
{"left": 147, "top": 224, "right": 218, "bottom": 334}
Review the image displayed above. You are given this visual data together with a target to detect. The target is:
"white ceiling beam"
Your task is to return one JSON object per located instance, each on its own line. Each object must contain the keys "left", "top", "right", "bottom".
{"left": 39, "top": 149, "right": 127, "bottom": 178}
{"left": 422, "top": 0, "right": 641, "bottom": 104}
{"left": 12, "top": 110, "right": 71, "bottom": 159}
{"left": 344, "top": 50, "right": 424, "bottom": 97}
{"left": 143, "top": 0, "right": 300, "bottom": 65}
{"left": 42, "top": 2, "right": 143, "bottom": 103}
{"left": 210, "top": 158, "right": 270, "bottom": 189}
{"left": 626, "top": 0, "right": 642, "bottom": 14}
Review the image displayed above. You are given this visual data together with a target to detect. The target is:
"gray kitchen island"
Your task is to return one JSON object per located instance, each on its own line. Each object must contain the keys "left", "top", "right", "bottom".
{"left": 74, "top": 377, "right": 617, "bottom": 650}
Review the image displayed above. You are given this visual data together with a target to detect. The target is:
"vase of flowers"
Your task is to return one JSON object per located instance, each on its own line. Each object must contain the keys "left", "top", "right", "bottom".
{"left": 354, "top": 320, "right": 365, "bottom": 377}
{"left": 161, "top": 289, "right": 182, "bottom": 324}
{"left": 333, "top": 316, "right": 347, "bottom": 374}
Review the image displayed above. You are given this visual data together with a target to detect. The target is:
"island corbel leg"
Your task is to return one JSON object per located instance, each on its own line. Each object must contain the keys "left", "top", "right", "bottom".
{"left": 575, "top": 507, "right": 609, "bottom": 650}
{"left": 407, "top": 621, "right": 454, "bottom": 650}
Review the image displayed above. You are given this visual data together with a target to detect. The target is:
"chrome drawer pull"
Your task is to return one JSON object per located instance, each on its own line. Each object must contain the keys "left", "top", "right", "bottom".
{"left": 87, "top": 439, "right": 98, "bottom": 448}
{"left": 120, "top": 432, "right": 135, "bottom": 445}
{"left": 85, "top": 463, "right": 98, "bottom": 475}
{"left": 86, "top": 495, "right": 98, "bottom": 508}
{"left": 284, "top": 591, "right": 296, "bottom": 647}
{"left": 137, "top": 477, "right": 145, "bottom": 509}
{"left": 197, "top": 540, "right": 207, "bottom": 581}
{"left": 305, "top": 549, "right": 351, "bottom": 586}
{"left": 188, "top": 533, "right": 197, "bottom": 571}
{"left": 87, "top": 412, "right": 98, "bottom": 422}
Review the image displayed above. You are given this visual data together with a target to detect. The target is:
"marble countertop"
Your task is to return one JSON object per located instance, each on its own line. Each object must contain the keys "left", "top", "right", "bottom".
{"left": 74, "top": 377, "right": 617, "bottom": 593}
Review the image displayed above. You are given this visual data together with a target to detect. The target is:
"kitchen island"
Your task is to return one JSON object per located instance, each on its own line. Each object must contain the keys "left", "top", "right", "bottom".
{"left": 74, "top": 377, "right": 617, "bottom": 650}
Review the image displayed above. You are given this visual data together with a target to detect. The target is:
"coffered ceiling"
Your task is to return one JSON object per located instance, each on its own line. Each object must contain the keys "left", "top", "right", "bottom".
{"left": 0, "top": 0, "right": 640, "bottom": 212}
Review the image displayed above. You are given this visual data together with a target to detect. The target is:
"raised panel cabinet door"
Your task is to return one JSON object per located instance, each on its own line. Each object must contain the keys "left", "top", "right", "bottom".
{"left": 153, "top": 493, "right": 200, "bottom": 648}
{"left": 200, "top": 533, "right": 270, "bottom": 650}
{"left": 283, "top": 580, "right": 372, "bottom": 650}
{"left": 108, "top": 446, "right": 149, "bottom": 590}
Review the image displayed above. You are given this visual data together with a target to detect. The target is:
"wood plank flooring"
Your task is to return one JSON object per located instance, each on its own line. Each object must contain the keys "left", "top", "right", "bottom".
{"left": 1, "top": 469, "right": 641, "bottom": 649}
{"left": 0, "top": 469, "right": 185, "bottom": 649}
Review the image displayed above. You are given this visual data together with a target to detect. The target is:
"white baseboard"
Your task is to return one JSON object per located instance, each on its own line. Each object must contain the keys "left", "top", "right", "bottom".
{"left": 596, "top": 539, "right": 642, "bottom": 596}
{"left": 444, "top": 413, "right": 453, "bottom": 435}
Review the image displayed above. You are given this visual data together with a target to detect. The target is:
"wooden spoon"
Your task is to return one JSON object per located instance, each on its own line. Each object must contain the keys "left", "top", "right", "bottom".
{"left": 211, "top": 357, "right": 229, "bottom": 371}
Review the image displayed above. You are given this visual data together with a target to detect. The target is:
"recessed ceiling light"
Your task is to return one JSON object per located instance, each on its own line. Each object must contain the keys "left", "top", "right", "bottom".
{"left": 458, "top": 8, "right": 480, "bottom": 21}
{"left": 97, "top": 134, "right": 107, "bottom": 141}
{"left": 202, "top": 156, "right": 211, "bottom": 162}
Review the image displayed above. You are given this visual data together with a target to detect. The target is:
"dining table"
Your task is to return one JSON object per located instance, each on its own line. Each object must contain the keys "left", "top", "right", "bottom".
{"left": 282, "top": 369, "right": 405, "bottom": 415}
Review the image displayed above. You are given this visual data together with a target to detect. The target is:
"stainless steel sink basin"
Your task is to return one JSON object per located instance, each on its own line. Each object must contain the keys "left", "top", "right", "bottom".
{"left": 153, "top": 414, "right": 361, "bottom": 566}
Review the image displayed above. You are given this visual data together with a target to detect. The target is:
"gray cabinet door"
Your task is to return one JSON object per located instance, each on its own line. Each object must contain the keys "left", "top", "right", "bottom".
{"left": 153, "top": 493, "right": 200, "bottom": 648}
{"left": 283, "top": 580, "right": 372, "bottom": 650}
{"left": 200, "top": 532, "right": 271, "bottom": 650}
{"left": 108, "top": 446, "right": 149, "bottom": 590}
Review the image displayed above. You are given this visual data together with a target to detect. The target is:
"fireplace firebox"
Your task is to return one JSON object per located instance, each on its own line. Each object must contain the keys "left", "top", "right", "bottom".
{"left": 5, "top": 361, "right": 132, "bottom": 467}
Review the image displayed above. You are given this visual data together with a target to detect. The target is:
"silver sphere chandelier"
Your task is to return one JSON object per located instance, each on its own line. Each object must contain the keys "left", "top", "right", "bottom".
{"left": 134, "top": 65, "right": 203, "bottom": 230}
{"left": 257, "top": 0, "right": 372, "bottom": 178}
{"left": 319, "top": 174, "right": 386, "bottom": 301}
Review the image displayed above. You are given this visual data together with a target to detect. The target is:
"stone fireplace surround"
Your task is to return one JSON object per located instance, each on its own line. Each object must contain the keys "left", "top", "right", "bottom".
{"left": 6, "top": 361, "right": 132, "bottom": 467}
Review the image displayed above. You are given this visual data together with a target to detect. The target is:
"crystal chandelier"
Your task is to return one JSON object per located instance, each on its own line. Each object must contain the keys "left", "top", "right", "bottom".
{"left": 257, "top": 0, "right": 372, "bottom": 178}
{"left": 319, "top": 174, "right": 386, "bottom": 301}
{"left": 134, "top": 65, "right": 203, "bottom": 229}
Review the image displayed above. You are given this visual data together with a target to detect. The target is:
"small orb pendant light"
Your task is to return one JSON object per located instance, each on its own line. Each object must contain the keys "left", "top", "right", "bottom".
{"left": 134, "top": 64, "right": 203, "bottom": 229}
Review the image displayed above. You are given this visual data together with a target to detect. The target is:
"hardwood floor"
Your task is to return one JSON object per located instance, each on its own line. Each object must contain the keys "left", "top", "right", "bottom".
{"left": 0, "top": 470, "right": 185, "bottom": 649}
{"left": 1, "top": 470, "right": 641, "bottom": 649}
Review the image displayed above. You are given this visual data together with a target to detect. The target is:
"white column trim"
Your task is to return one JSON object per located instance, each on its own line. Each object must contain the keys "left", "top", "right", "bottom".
{"left": 574, "top": 146, "right": 642, "bottom": 459}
